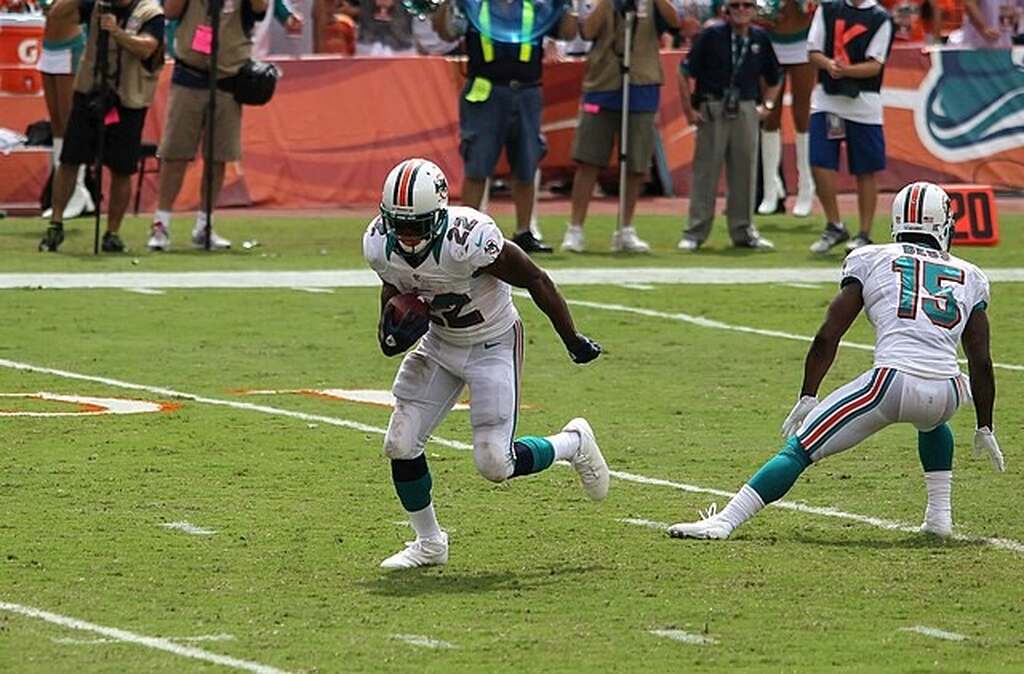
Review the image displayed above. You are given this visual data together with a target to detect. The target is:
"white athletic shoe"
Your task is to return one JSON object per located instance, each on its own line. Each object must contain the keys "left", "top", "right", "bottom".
{"left": 677, "top": 237, "right": 699, "bottom": 252}
{"left": 379, "top": 531, "right": 449, "bottom": 570}
{"left": 920, "top": 519, "right": 953, "bottom": 538}
{"left": 564, "top": 417, "right": 609, "bottom": 501}
{"left": 192, "top": 229, "right": 232, "bottom": 250}
{"left": 668, "top": 503, "right": 734, "bottom": 540}
{"left": 611, "top": 226, "right": 651, "bottom": 253}
{"left": 147, "top": 222, "right": 170, "bottom": 251}
{"left": 561, "top": 224, "right": 585, "bottom": 253}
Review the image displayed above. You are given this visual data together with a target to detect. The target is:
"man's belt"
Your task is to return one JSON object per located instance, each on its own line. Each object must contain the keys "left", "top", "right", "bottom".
{"left": 490, "top": 79, "right": 541, "bottom": 89}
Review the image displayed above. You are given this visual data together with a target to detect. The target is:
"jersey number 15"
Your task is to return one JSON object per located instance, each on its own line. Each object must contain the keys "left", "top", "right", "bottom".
{"left": 891, "top": 256, "right": 964, "bottom": 329}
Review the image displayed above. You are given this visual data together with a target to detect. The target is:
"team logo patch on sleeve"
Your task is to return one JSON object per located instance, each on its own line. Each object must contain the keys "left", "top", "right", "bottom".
{"left": 484, "top": 239, "right": 500, "bottom": 256}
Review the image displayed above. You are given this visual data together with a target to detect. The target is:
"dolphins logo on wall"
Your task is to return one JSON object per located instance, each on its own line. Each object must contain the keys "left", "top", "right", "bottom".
{"left": 915, "top": 48, "right": 1024, "bottom": 162}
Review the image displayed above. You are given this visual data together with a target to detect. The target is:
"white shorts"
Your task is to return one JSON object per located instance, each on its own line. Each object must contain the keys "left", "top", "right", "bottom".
{"left": 770, "top": 38, "right": 809, "bottom": 66}
{"left": 385, "top": 322, "right": 525, "bottom": 480}
{"left": 796, "top": 368, "right": 967, "bottom": 462}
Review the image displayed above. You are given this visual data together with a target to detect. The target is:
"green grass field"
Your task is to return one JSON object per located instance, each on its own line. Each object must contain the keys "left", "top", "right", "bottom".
{"left": 1, "top": 211, "right": 1022, "bottom": 673}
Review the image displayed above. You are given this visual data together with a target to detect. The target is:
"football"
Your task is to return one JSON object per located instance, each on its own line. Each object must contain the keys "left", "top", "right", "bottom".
{"left": 379, "top": 293, "right": 431, "bottom": 356}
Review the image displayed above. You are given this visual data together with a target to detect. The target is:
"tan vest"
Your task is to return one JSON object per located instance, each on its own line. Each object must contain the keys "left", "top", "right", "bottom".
{"left": 582, "top": 0, "right": 663, "bottom": 93}
{"left": 176, "top": 0, "right": 253, "bottom": 78}
{"left": 74, "top": 0, "right": 165, "bottom": 109}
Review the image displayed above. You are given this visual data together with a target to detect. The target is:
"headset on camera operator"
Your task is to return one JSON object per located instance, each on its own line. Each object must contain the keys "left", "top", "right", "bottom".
{"left": 676, "top": 0, "right": 781, "bottom": 252}
{"left": 147, "top": 0, "right": 269, "bottom": 252}
{"left": 38, "top": 0, "right": 166, "bottom": 253}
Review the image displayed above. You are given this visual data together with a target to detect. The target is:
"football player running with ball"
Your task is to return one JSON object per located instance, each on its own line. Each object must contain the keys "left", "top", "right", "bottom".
{"left": 364, "top": 158, "right": 607, "bottom": 570}
{"left": 669, "top": 182, "right": 1003, "bottom": 541}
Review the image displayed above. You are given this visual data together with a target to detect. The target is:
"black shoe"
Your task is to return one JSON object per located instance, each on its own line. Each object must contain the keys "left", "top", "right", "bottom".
{"left": 512, "top": 231, "right": 553, "bottom": 253}
{"left": 38, "top": 223, "right": 64, "bottom": 252}
{"left": 101, "top": 231, "right": 125, "bottom": 253}
{"left": 809, "top": 222, "right": 850, "bottom": 254}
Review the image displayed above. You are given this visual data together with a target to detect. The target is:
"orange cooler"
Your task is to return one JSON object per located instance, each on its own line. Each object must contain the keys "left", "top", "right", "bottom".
{"left": 0, "top": 13, "right": 44, "bottom": 95}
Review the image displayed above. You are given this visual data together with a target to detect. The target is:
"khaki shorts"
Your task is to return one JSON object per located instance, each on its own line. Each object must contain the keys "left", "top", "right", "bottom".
{"left": 571, "top": 107, "right": 656, "bottom": 175}
{"left": 159, "top": 83, "right": 242, "bottom": 162}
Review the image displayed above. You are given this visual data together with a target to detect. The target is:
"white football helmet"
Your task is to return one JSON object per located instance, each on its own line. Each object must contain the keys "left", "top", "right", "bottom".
{"left": 891, "top": 182, "right": 954, "bottom": 251}
{"left": 379, "top": 158, "right": 449, "bottom": 261}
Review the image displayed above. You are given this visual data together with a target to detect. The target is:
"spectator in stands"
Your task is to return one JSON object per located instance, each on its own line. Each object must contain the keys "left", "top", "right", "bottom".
{"left": 956, "top": 0, "right": 1023, "bottom": 47}
{"left": 38, "top": 0, "right": 165, "bottom": 253}
{"left": 38, "top": 0, "right": 94, "bottom": 220}
{"left": 148, "top": 0, "right": 268, "bottom": 252}
{"left": 356, "top": 0, "right": 414, "bottom": 54}
{"left": 433, "top": 0, "right": 579, "bottom": 254}
{"left": 884, "top": 0, "right": 947, "bottom": 43}
{"left": 253, "top": 0, "right": 306, "bottom": 58}
{"left": 315, "top": 0, "right": 360, "bottom": 54}
{"left": 561, "top": 0, "right": 680, "bottom": 254}
{"left": 676, "top": 0, "right": 782, "bottom": 252}
{"left": 806, "top": 0, "right": 893, "bottom": 255}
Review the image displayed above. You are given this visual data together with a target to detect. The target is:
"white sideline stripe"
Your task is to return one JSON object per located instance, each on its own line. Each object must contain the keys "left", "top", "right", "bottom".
{"left": 618, "top": 518, "right": 668, "bottom": 530}
{"left": 123, "top": 288, "right": 165, "bottom": 295}
{"left": 291, "top": 287, "right": 334, "bottom": 294}
{"left": 648, "top": 629, "right": 717, "bottom": 645}
{"left": 619, "top": 283, "right": 655, "bottom": 291}
{"left": 900, "top": 626, "right": 968, "bottom": 642}
{"left": 2, "top": 357, "right": 1022, "bottom": 556}
{"left": 391, "top": 634, "right": 457, "bottom": 649}
{"left": 2, "top": 267, "right": 1024, "bottom": 289}
{"left": 160, "top": 521, "right": 217, "bottom": 536}
{"left": 0, "top": 602, "right": 287, "bottom": 674}
{"left": 54, "top": 633, "right": 235, "bottom": 645}
{"left": 781, "top": 283, "right": 823, "bottom": 290}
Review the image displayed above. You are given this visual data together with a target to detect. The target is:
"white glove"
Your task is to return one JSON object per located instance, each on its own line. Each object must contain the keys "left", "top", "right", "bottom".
{"left": 974, "top": 427, "right": 1005, "bottom": 472}
{"left": 782, "top": 395, "right": 819, "bottom": 438}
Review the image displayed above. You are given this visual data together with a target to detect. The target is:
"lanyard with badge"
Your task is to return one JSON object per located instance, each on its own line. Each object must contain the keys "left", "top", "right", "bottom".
{"left": 723, "top": 31, "right": 749, "bottom": 119}
{"left": 193, "top": 0, "right": 237, "bottom": 57}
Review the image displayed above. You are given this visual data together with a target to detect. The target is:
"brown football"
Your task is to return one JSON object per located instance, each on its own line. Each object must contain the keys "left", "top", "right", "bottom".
{"left": 386, "top": 293, "right": 429, "bottom": 321}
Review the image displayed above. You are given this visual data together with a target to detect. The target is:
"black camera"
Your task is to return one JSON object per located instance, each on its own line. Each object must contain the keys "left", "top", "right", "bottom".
{"left": 723, "top": 86, "right": 740, "bottom": 120}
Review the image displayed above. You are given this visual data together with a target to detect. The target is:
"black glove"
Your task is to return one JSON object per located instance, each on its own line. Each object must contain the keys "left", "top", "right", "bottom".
{"left": 614, "top": 0, "right": 637, "bottom": 14}
{"left": 567, "top": 333, "right": 602, "bottom": 364}
{"left": 378, "top": 307, "right": 430, "bottom": 357}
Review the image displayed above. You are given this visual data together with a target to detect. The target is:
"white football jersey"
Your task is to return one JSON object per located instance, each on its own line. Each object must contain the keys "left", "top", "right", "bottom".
{"left": 841, "top": 242, "right": 990, "bottom": 379}
{"left": 363, "top": 205, "right": 519, "bottom": 346}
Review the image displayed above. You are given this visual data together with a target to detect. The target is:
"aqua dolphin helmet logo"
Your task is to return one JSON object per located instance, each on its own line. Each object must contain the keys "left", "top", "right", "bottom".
{"left": 915, "top": 48, "right": 1024, "bottom": 162}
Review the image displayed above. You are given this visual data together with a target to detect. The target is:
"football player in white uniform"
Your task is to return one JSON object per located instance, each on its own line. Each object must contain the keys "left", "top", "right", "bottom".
{"left": 669, "top": 182, "right": 1002, "bottom": 540}
{"left": 364, "top": 158, "right": 608, "bottom": 569}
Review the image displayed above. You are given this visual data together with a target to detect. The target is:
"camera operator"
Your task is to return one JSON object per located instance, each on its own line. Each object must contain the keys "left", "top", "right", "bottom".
{"left": 677, "top": 0, "right": 781, "bottom": 252}
{"left": 148, "top": 0, "right": 269, "bottom": 251}
{"left": 38, "top": 0, "right": 166, "bottom": 253}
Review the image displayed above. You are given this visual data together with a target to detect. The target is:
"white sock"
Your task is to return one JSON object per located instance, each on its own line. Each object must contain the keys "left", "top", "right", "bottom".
{"left": 154, "top": 209, "right": 172, "bottom": 228}
{"left": 194, "top": 210, "right": 209, "bottom": 233}
{"left": 923, "top": 470, "right": 952, "bottom": 524}
{"left": 546, "top": 431, "right": 582, "bottom": 461}
{"left": 718, "top": 484, "right": 765, "bottom": 530}
{"left": 408, "top": 502, "right": 443, "bottom": 540}
{"left": 52, "top": 137, "right": 63, "bottom": 168}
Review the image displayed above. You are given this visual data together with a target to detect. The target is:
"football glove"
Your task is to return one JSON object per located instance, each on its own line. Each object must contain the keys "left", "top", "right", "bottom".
{"left": 378, "top": 305, "right": 430, "bottom": 357}
{"left": 568, "top": 333, "right": 602, "bottom": 364}
{"left": 973, "top": 427, "right": 1005, "bottom": 472}
{"left": 781, "top": 395, "right": 819, "bottom": 438}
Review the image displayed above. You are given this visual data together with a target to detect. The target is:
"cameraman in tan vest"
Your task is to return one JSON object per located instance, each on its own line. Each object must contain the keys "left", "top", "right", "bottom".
{"left": 38, "top": 0, "right": 165, "bottom": 253}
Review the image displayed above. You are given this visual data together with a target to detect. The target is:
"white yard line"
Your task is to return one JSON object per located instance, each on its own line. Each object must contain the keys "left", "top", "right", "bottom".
{"left": 291, "top": 287, "right": 334, "bottom": 294}
{"left": 391, "top": 634, "right": 457, "bottom": 649}
{"left": 899, "top": 626, "right": 968, "bottom": 642}
{"left": 53, "top": 633, "right": 235, "bottom": 645}
{"left": 1, "top": 357, "right": 1021, "bottom": 556}
{"left": 123, "top": 288, "right": 165, "bottom": 295}
{"left": 781, "top": 283, "right": 824, "bottom": 290}
{"left": 0, "top": 602, "right": 287, "bottom": 674}
{"left": 648, "top": 629, "right": 717, "bottom": 645}
{"left": 2, "top": 267, "right": 1024, "bottom": 289}
{"left": 159, "top": 521, "right": 217, "bottom": 536}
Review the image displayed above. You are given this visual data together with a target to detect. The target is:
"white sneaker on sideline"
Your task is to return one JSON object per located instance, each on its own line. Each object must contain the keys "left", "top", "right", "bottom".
{"left": 561, "top": 224, "right": 585, "bottom": 253}
{"left": 564, "top": 417, "right": 609, "bottom": 501}
{"left": 920, "top": 519, "right": 952, "bottom": 538}
{"left": 677, "top": 237, "right": 699, "bottom": 252}
{"left": 148, "top": 222, "right": 170, "bottom": 251}
{"left": 380, "top": 531, "right": 449, "bottom": 570}
{"left": 192, "top": 229, "right": 232, "bottom": 250}
{"left": 611, "top": 226, "right": 650, "bottom": 253}
{"left": 668, "top": 504, "right": 734, "bottom": 539}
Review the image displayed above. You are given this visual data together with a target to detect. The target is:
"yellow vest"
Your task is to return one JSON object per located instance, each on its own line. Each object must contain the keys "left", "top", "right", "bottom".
{"left": 74, "top": 0, "right": 165, "bottom": 109}
{"left": 176, "top": 0, "right": 253, "bottom": 78}
{"left": 582, "top": 0, "right": 663, "bottom": 93}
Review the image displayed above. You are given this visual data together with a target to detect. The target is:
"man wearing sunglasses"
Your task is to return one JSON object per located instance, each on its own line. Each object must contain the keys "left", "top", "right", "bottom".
{"left": 677, "top": 0, "right": 782, "bottom": 252}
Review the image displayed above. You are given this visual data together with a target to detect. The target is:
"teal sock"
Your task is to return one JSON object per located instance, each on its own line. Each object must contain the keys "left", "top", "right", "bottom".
{"left": 918, "top": 423, "right": 954, "bottom": 472}
{"left": 511, "top": 437, "right": 555, "bottom": 477}
{"left": 748, "top": 437, "right": 812, "bottom": 504}
{"left": 391, "top": 454, "right": 432, "bottom": 512}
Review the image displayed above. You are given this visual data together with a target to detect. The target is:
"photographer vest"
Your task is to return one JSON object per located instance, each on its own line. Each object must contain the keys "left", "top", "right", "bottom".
{"left": 176, "top": 0, "right": 254, "bottom": 78}
{"left": 581, "top": 0, "right": 663, "bottom": 93}
{"left": 818, "top": 0, "right": 891, "bottom": 97}
{"left": 74, "top": 0, "right": 165, "bottom": 110}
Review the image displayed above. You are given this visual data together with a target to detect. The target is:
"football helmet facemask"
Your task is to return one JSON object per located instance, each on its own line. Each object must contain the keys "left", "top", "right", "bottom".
{"left": 891, "top": 181, "right": 954, "bottom": 252}
{"left": 380, "top": 158, "right": 449, "bottom": 262}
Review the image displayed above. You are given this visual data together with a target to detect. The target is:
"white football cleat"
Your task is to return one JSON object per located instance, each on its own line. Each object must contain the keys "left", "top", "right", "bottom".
{"left": 919, "top": 519, "right": 952, "bottom": 538}
{"left": 380, "top": 531, "right": 449, "bottom": 570}
{"left": 611, "top": 226, "right": 651, "bottom": 253}
{"left": 564, "top": 418, "right": 609, "bottom": 501}
{"left": 192, "top": 228, "right": 232, "bottom": 250}
{"left": 561, "top": 224, "right": 585, "bottom": 253}
{"left": 668, "top": 503, "right": 734, "bottom": 540}
{"left": 147, "top": 222, "right": 170, "bottom": 251}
